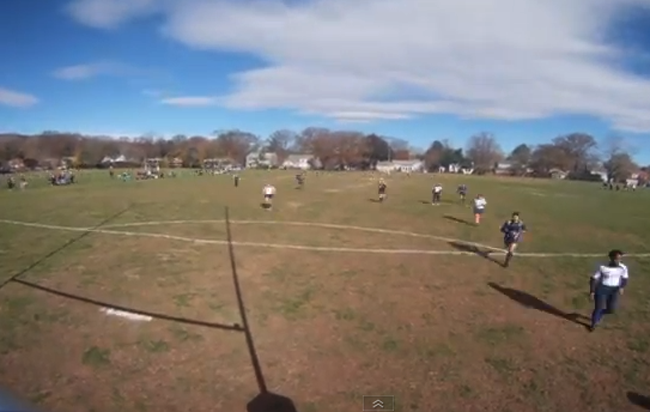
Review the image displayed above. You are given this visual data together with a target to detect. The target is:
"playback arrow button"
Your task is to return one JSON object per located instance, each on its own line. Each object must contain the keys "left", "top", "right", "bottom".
{"left": 362, "top": 395, "right": 395, "bottom": 411}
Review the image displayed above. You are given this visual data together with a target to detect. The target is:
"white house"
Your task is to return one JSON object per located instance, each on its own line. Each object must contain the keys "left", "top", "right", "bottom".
{"left": 100, "top": 155, "right": 127, "bottom": 164}
{"left": 246, "top": 151, "right": 278, "bottom": 168}
{"left": 282, "top": 154, "right": 316, "bottom": 170}
{"left": 375, "top": 160, "right": 424, "bottom": 173}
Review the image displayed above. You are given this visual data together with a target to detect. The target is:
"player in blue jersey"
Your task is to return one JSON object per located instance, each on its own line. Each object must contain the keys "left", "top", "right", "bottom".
{"left": 500, "top": 212, "right": 527, "bottom": 268}
{"left": 457, "top": 184, "right": 468, "bottom": 204}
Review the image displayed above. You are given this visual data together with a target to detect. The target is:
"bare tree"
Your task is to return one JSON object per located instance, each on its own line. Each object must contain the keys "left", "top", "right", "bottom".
{"left": 266, "top": 129, "right": 296, "bottom": 163}
{"left": 602, "top": 137, "right": 638, "bottom": 182}
{"left": 507, "top": 144, "right": 532, "bottom": 176}
{"left": 552, "top": 133, "right": 598, "bottom": 171}
{"left": 466, "top": 132, "right": 503, "bottom": 172}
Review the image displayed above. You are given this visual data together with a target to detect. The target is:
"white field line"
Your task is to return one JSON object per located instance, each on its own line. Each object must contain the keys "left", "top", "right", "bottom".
{"left": 1, "top": 219, "right": 649, "bottom": 258}
{"left": 100, "top": 307, "right": 152, "bottom": 322}
{"left": 101, "top": 219, "right": 506, "bottom": 253}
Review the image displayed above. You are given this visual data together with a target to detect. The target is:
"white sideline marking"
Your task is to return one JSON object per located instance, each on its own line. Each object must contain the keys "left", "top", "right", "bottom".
{"left": 101, "top": 219, "right": 505, "bottom": 253}
{"left": 100, "top": 307, "right": 152, "bottom": 322}
{"left": 1, "top": 218, "right": 649, "bottom": 258}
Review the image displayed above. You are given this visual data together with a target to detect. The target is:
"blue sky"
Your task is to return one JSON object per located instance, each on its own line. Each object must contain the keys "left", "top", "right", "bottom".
{"left": 2, "top": 0, "right": 650, "bottom": 163}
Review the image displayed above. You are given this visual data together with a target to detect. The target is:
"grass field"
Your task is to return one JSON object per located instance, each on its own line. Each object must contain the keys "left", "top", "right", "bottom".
{"left": 0, "top": 169, "right": 649, "bottom": 412}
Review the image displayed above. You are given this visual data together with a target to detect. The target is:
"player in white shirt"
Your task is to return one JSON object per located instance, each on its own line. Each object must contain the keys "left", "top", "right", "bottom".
{"left": 431, "top": 183, "right": 442, "bottom": 205}
{"left": 472, "top": 194, "right": 487, "bottom": 225}
{"left": 262, "top": 184, "right": 276, "bottom": 210}
{"left": 589, "top": 249, "right": 628, "bottom": 332}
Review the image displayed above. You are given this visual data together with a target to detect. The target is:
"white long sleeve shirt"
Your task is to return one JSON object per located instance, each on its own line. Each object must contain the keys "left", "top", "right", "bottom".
{"left": 591, "top": 263, "right": 629, "bottom": 287}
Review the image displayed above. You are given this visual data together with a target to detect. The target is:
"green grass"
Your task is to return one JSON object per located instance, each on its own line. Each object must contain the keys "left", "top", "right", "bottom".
{"left": 0, "top": 169, "right": 649, "bottom": 412}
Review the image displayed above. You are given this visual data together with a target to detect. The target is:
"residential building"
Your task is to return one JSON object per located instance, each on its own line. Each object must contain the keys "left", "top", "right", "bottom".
{"left": 246, "top": 151, "right": 278, "bottom": 168}
{"left": 167, "top": 157, "right": 183, "bottom": 168}
{"left": 100, "top": 155, "right": 127, "bottom": 164}
{"left": 494, "top": 162, "right": 512, "bottom": 175}
{"left": 375, "top": 160, "right": 424, "bottom": 173}
{"left": 549, "top": 168, "right": 568, "bottom": 179}
{"left": 282, "top": 154, "right": 317, "bottom": 170}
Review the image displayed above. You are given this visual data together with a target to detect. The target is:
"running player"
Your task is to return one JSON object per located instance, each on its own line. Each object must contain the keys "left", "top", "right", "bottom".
{"left": 457, "top": 184, "right": 468, "bottom": 204}
{"left": 500, "top": 212, "right": 527, "bottom": 267}
{"left": 432, "top": 183, "right": 442, "bottom": 205}
{"left": 262, "top": 183, "right": 276, "bottom": 210}
{"left": 378, "top": 178, "right": 387, "bottom": 202}
{"left": 296, "top": 172, "right": 305, "bottom": 189}
{"left": 589, "top": 249, "right": 629, "bottom": 332}
{"left": 473, "top": 194, "right": 487, "bottom": 225}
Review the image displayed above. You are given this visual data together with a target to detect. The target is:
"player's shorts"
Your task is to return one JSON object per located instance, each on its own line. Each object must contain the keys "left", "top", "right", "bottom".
{"left": 504, "top": 236, "right": 519, "bottom": 247}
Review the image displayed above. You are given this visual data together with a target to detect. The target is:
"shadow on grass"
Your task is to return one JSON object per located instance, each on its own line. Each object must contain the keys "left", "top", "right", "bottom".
{"left": 628, "top": 392, "right": 650, "bottom": 410}
{"left": 443, "top": 215, "right": 474, "bottom": 226}
{"left": 0, "top": 206, "right": 299, "bottom": 412}
{"left": 248, "top": 392, "right": 298, "bottom": 412}
{"left": 225, "top": 207, "right": 299, "bottom": 412}
{"left": 487, "top": 282, "right": 590, "bottom": 328}
{"left": 449, "top": 241, "right": 504, "bottom": 267}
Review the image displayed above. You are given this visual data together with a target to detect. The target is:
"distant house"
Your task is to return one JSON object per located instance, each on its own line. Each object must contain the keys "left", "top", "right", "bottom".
{"left": 375, "top": 160, "right": 424, "bottom": 173}
{"left": 494, "top": 162, "right": 512, "bottom": 175}
{"left": 246, "top": 151, "right": 278, "bottom": 168}
{"left": 590, "top": 169, "right": 608, "bottom": 183}
{"left": 282, "top": 154, "right": 317, "bottom": 170}
{"left": 549, "top": 168, "right": 568, "bottom": 179}
{"left": 167, "top": 157, "right": 183, "bottom": 168}
{"left": 100, "top": 155, "right": 127, "bottom": 164}
{"left": 204, "top": 158, "right": 237, "bottom": 169}
{"left": 8, "top": 158, "right": 25, "bottom": 170}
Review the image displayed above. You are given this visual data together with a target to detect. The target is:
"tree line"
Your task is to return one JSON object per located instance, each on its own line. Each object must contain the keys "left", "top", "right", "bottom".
{"left": 0, "top": 128, "right": 643, "bottom": 182}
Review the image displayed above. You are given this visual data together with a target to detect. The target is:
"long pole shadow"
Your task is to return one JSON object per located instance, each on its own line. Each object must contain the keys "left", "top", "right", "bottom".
{"left": 224, "top": 207, "right": 298, "bottom": 412}
{"left": 449, "top": 241, "right": 504, "bottom": 267}
{"left": 487, "top": 282, "right": 589, "bottom": 328}
{"left": 0, "top": 205, "right": 133, "bottom": 291}
{"left": 11, "top": 278, "right": 244, "bottom": 331}
{"left": 628, "top": 392, "right": 650, "bottom": 410}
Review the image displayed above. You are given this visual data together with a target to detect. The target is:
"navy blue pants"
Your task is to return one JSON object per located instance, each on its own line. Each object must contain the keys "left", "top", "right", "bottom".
{"left": 591, "top": 285, "right": 620, "bottom": 326}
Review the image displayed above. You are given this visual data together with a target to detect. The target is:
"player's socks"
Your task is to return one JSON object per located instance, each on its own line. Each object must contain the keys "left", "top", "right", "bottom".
{"left": 504, "top": 252, "right": 513, "bottom": 267}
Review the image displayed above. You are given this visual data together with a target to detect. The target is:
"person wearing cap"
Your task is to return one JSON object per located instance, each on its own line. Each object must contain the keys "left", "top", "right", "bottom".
{"left": 589, "top": 249, "right": 629, "bottom": 332}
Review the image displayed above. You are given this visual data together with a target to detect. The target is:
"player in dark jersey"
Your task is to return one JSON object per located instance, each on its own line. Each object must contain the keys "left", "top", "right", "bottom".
{"left": 296, "top": 172, "right": 305, "bottom": 189}
{"left": 457, "top": 184, "right": 468, "bottom": 204}
{"left": 500, "top": 212, "right": 527, "bottom": 268}
{"left": 378, "top": 178, "right": 387, "bottom": 202}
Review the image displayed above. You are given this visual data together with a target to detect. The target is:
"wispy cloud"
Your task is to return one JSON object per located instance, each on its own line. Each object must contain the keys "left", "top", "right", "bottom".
{"left": 0, "top": 87, "right": 39, "bottom": 108}
{"left": 160, "top": 96, "right": 218, "bottom": 106}
{"left": 66, "top": 0, "right": 650, "bottom": 132}
{"left": 65, "top": 0, "right": 158, "bottom": 29}
{"left": 52, "top": 61, "right": 143, "bottom": 80}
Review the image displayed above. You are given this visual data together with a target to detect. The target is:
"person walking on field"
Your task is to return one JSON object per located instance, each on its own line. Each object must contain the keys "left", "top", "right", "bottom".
{"left": 589, "top": 249, "right": 629, "bottom": 332}
{"left": 472, "top": 194, "right": 487, "bottom": 225}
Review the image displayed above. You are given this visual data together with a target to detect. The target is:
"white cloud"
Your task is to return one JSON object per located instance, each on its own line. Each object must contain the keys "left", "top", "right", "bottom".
{"left": 0, "top": 87, "right": 39, "bottom": 108}
{"left": 66, "top": 0, "right": 157, "bottom": 29}
{"left": 66, "top": 0, "right": 650, "bottom": 132}
{"left": 160, "top": 96, "right": 217, "bottom": 106}
{"left": 52, "top": 61, "right": 140, "bottom": 80}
